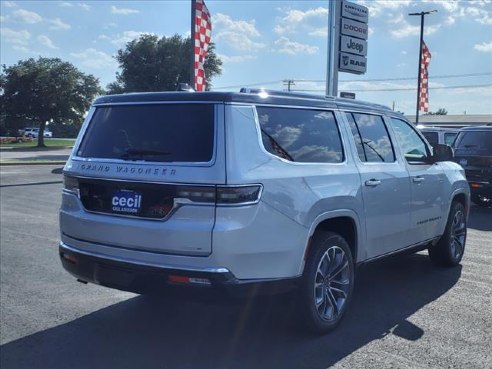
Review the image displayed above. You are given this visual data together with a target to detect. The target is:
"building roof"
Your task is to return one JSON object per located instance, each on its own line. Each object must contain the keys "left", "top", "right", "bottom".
{"left": 406, "top": 114, "right": 492, "bottom": 127}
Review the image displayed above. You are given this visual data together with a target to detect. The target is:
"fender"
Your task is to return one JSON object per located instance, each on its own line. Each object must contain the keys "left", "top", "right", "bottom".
{"left": 297, "top": 209, "right": 364, "bottom": 275}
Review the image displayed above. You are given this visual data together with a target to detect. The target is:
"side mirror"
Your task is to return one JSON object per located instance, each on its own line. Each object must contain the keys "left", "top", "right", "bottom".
{"left": 433, "top": 144, "right": 454, "bottom": 162}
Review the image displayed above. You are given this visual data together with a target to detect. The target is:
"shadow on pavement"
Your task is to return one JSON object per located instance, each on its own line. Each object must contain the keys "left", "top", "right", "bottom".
{"left": 0, "top": 254, "right": 461, "bottom": 369}
{"left": 468, "top": 204, "right": 492, "bottom": 232}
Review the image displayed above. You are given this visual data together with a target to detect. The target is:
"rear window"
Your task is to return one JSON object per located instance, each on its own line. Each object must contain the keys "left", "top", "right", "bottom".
{"left": 454, "top": 130, "right": 492, "bottom": 156}
{"left": 421, "top": 131, "right": 439, "bottom": 146}
{"left": 77, "top": 104, "right": 215, "bottom": 162}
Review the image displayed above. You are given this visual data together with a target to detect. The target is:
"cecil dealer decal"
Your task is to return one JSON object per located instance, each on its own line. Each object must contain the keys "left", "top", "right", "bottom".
{"left": 112, "top": 190, "right": 142, "bottom": 214}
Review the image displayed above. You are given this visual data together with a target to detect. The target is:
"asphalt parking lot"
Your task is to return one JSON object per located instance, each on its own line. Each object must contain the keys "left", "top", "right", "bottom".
{"left": 1, "top": 165, "right": 491, "bottom": 369}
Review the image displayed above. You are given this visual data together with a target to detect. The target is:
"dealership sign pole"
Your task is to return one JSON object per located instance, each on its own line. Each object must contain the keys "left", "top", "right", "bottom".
{"left": 326, "top": 0, "right": 369, "bottom": 97}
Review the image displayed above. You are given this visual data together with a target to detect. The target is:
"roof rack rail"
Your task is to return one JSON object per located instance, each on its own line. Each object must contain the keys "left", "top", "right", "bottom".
{"left": 239, "top": 88, "right": 335, "bottom": 101}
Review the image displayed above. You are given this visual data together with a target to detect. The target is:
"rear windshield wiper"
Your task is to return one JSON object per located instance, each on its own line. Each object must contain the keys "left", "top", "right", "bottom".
{"left": 120, "top": 148, "right": 171, "bottom": 160}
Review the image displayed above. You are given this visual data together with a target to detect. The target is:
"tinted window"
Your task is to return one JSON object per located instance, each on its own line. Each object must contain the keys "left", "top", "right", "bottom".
{"left": 347, "top": 113, "right": 395, "bottom": 162}
{"left": 78, "top": 104, "right": 214, "bottom": 162}
{"left": 422, "top": 131, "right": 439, "bottom": 146}
{"left": 444, "top": 132, "right": 458, "bottom": 146}
{"left": 257, "top": 107, "right": 344, "bottom": 163}
{"left": 390, "top": 118, "right": 429, "bottom": 163}
{"left": 454, "top": 131, "right": 492, "bottom": 156}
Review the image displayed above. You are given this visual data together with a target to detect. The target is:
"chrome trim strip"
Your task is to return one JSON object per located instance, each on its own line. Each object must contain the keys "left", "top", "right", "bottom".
{"left": 93, "top": 100, "right": 222, "bottom": 107}
{"left": 59, "top": 241, "right": 231, "bottom": 274}
{"left": 362, "top": 237, "right": 439, "bottom": 264}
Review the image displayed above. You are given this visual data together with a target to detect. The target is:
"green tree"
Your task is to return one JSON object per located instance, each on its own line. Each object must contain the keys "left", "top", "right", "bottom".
{"left": 108, "top": 34, "right": 222, "bottom": 93}
{"left": 1, "top": 57, "right": 102, "bottom": 147}
{"left": 425, "top": 108, "right": 448, "bottom": 116}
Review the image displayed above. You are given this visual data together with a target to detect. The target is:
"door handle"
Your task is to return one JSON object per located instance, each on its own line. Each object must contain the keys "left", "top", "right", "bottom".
{"left": 413, "top": 176, "right": 425, "bottom": 183}
{"left": 365, "top": 179, "right": 381, "bottom": 187}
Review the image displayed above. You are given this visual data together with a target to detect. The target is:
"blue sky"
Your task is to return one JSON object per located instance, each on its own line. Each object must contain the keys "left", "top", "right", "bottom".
{"left": 1, "top": 0, "right": 491, "bottom": 115}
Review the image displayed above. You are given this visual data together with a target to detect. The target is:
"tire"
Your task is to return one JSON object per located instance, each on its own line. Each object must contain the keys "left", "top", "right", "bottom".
{"left": 472, "top": 194, "right": 492, "bottom": 208}
{"left": 297, "top": 231, "right": 354, "bottom": 334}
{"left": 428, "top": 202, "right": 467, "bottom": 267}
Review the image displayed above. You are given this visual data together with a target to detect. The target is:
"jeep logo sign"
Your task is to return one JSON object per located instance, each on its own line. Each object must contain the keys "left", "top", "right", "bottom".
{"left": 341, "top": 18, "right": 368, "bottom": 40}
{"left": 340, "top": 35, "right": 367, "bottom": 56}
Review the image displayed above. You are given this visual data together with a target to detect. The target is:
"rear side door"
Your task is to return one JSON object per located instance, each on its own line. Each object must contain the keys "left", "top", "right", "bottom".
{"left": 388, "top": 117, "right": 446, "bottom": 244}
{"left": 345, "top": 112, "right": 412, "bottom": 259}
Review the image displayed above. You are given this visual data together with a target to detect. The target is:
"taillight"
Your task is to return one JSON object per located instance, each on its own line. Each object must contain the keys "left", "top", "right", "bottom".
{"left": 176, "top": 186, "right": 216, "bottom": 203}
{"left": 63, "top": 175, "right": 79, "bottom": 194}
{"left": 216, "top": 185, "right": 262, "bottom": 205}
{"left": 175, "top": 184, "right": 262, "bottom": 205}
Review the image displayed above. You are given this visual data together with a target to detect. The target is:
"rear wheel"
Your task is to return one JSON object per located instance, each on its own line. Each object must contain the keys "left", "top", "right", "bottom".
{"left": 297, "top": 231, "right": 354, "bottom": 333}
{"left": 428, "top": 201, "right": 467, "bottom": 267}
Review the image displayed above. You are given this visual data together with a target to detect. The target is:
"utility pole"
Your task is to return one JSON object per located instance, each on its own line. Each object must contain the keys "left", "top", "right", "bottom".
{"left": 409, "top": 10, "right": 437, "bottom": 125}
{"left": 283, "top": 79, "right": 295, "bottom": 91}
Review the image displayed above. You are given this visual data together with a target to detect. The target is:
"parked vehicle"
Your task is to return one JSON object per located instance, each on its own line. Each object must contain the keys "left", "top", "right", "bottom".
{"left": 417, "top": 126, "right": 459, "bottom": 147}
{"left": 453, "top": 125, "right": 492, "bottom": 207}
{"left": 20, "top": 127, "right": 53, "bottom": 138}
{"left": 59, "top": 90, "right": 469, "bottom": 333}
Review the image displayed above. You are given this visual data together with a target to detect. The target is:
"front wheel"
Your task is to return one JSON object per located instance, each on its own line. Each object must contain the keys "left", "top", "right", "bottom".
{"left": 428, "top": 201, "right": 467, "bottom": 267}
{"left": 297, "top": 231, "right": 354, "bottom": 333}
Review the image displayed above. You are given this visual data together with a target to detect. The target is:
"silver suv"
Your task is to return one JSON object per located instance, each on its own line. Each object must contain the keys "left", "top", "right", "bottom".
{"left": 60, "top": 90, "right": 470, "bottom": 333}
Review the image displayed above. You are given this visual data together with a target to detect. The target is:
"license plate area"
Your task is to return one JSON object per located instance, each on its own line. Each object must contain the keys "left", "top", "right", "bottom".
{"left": 78, "top": 179, "right": 176, "bottom": 220}
{"left": 111, "top": 189, "right": 142, "bottom": 215}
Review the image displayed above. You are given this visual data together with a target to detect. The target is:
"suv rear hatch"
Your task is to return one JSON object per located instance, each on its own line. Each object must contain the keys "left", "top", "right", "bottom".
{"left": 453, "top": 129, "right": 492, "bottom": 184}
{"left": 62, "top": 102, "right": 224, "bottom": 256}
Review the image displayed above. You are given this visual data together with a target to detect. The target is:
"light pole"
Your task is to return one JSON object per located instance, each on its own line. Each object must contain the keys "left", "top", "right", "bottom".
{"left": 409, "top": 10, "right": 437, "bottom": 124}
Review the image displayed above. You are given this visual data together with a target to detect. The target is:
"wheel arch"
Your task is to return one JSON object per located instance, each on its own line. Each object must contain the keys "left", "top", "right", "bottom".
{"left": 301, "top": 210, "right": 361, "bottom": 274}
{"left": 450, "top": 189, "right": 470, "bottom": 219}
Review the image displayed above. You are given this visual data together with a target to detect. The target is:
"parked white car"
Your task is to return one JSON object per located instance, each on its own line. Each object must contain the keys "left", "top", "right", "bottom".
{"left": 20, "top": 127, "right": 53, "bottom": 138}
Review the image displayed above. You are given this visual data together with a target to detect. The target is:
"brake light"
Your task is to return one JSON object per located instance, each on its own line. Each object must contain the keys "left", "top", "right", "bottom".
{"left": 176, "top": 185, "right": 262, "bottom": 205}
{"left": 176, "top": 186, "right": 216, "bottom": 203}
{"left": 216, "top": 185, "right": 262, "bottom": 205}
{"left": 168, "top": 275, "right": 211, "bottom": 286}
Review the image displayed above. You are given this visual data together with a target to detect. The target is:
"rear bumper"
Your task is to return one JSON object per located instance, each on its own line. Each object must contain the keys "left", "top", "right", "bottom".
{"left": 59, "top": 242, "right": 297, "bottom": 297}
{"left": 468, "top": 181, "right": 492, "bottom": 198}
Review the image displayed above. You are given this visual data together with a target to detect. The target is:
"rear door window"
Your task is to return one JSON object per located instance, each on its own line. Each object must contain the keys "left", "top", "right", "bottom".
{"left": 77, "top": 104, "right": 215, "bottom": 163}
{"left": 257, "top": 107, "right": 344, "bottom": 163}
{"left": 346, "top": 113, "right": 395, "bottom": 162}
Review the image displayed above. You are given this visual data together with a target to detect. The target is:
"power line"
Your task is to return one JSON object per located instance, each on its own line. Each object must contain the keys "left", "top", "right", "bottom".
{"left": 212, "top": 72, "right": 492, "bottom": 90}
{"left": 308, "top": 72, "right": 492, "bottom": 83}
{"left": 291, "top": 83, "right": 492, "bottom": 93}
